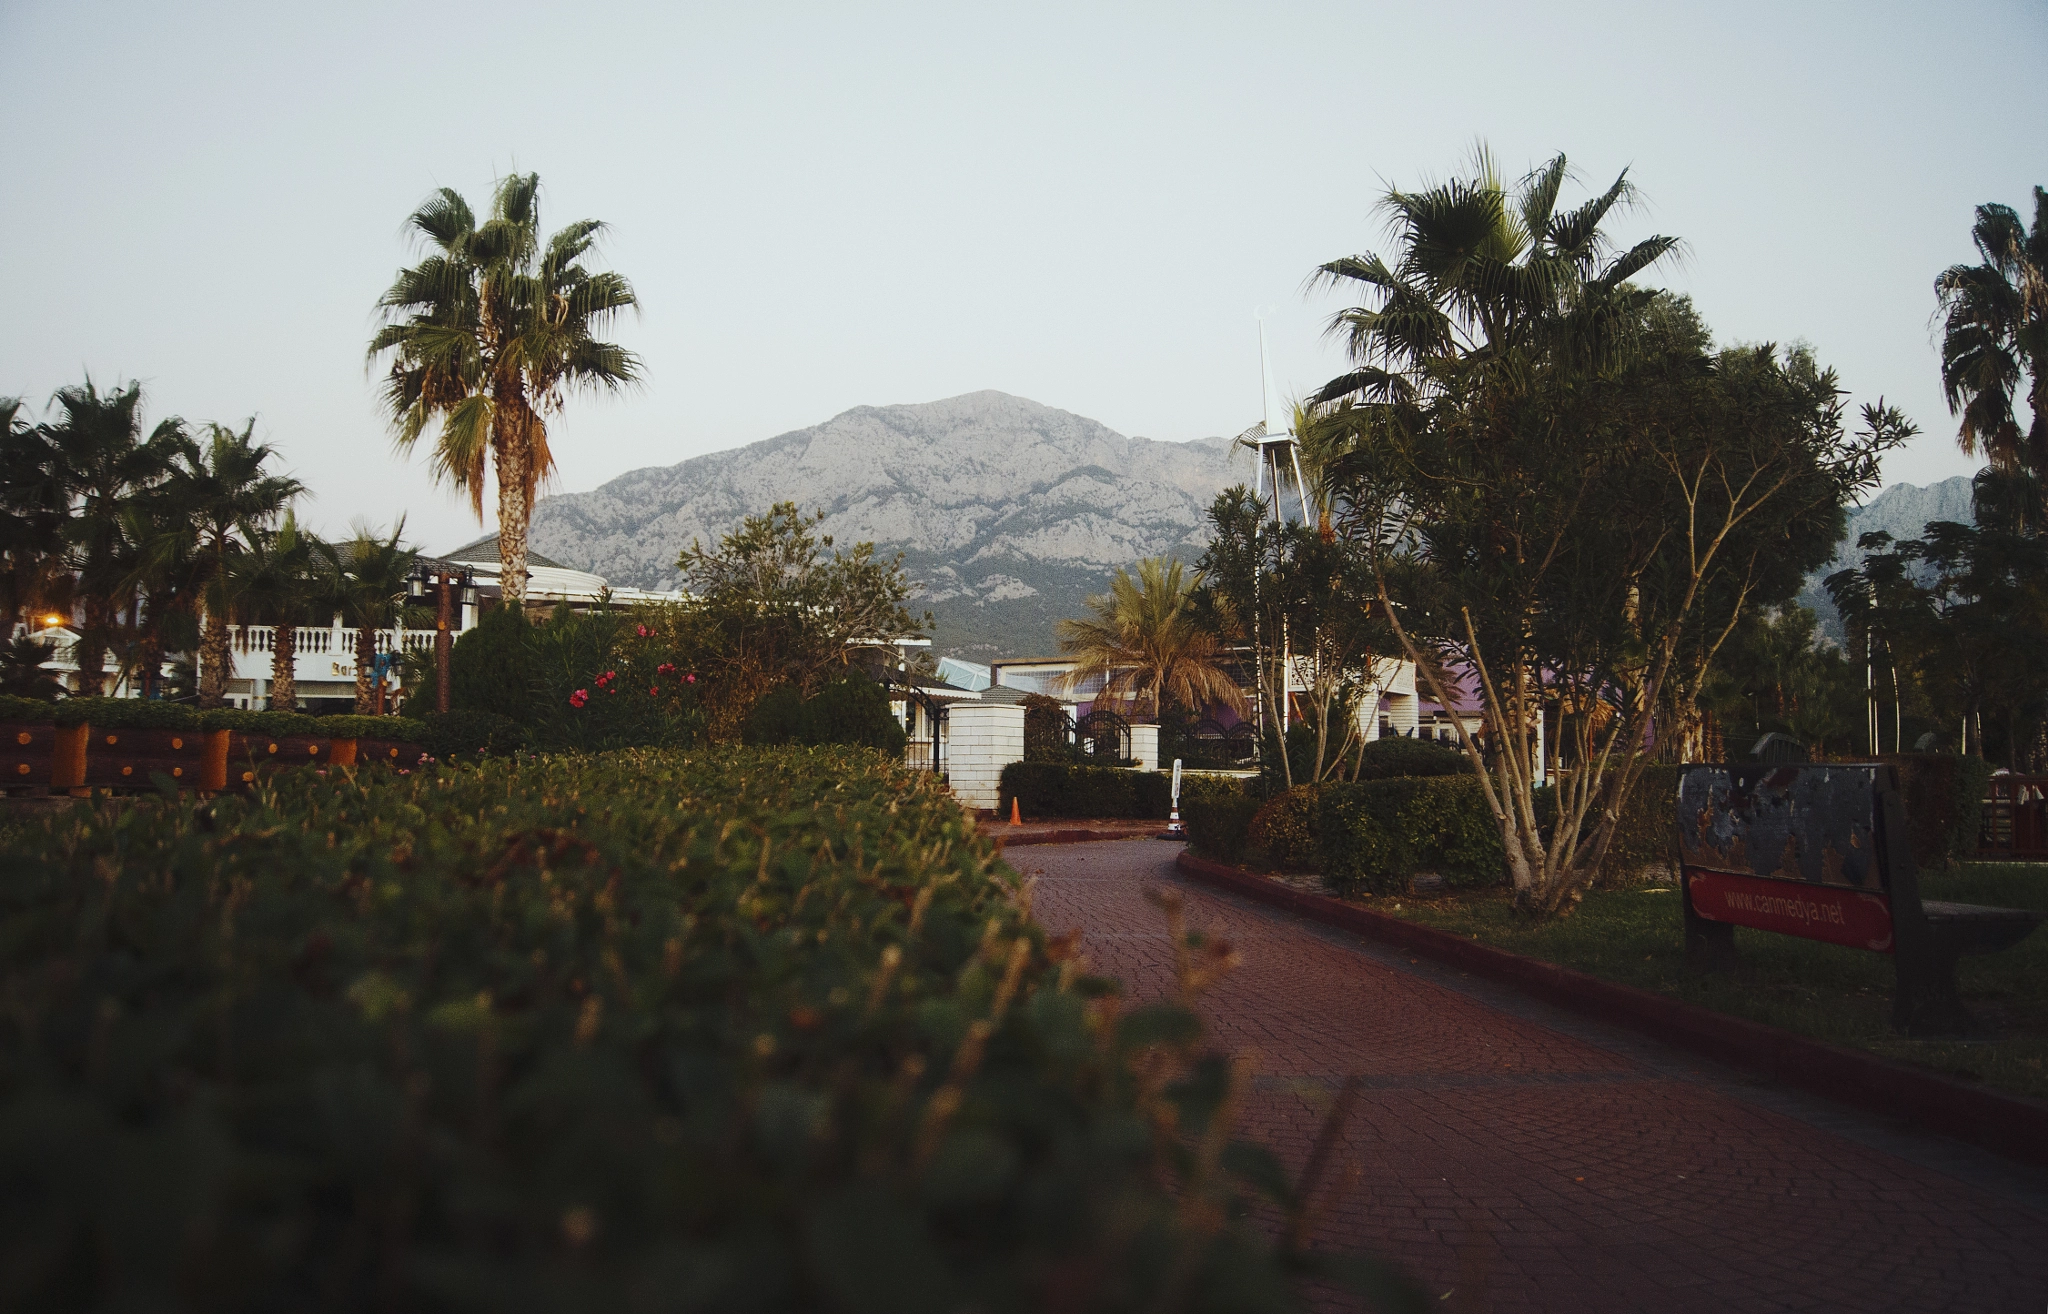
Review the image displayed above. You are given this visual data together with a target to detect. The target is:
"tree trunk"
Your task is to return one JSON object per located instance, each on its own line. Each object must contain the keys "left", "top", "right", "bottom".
{"left": 494, "top": 413, "right": 532, "bottom": 608}
{"left": 269, "top": 622, "right": 297, "bottom": 710}
{"left": 197, "top": 607, "right": 231, "bottom": 708}
{"left": 354, "top": 624, "right": 376, "bottom": 714}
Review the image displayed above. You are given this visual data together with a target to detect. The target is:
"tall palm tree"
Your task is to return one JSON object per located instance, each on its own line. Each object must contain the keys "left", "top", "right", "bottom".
{"left": 1311, "top": 148, "right": 1679, "bottom": 407}
{"left": 43, "top": 380, "right": 182, "bottom": 695}
{"left": 317, "top": 522, "right": 415, "bottom": 713}
{"left": 0, "top": 397, "right": 71, "bottom": 632}
{"left": 161, "top": 421, "right": 303, "bottom": 707}
{"left": 368, "top": 173, "right": 640, "bottom": 606}
{"left": 1936, "top": 186, "right": 2047, "bottom": 475}
{"left": 230, "top": 513, "right": 320, "bottom": 709}
{"left": 1056, "top": 557, "right": 1248, "bottom": 720}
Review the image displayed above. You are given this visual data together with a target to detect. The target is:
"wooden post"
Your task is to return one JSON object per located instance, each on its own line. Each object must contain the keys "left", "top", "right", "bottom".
{"left": 52, "top": 722, "right": 88, "bottom": 792}
{"left": 199, "top": 729, "right": 230, "bottom": 793}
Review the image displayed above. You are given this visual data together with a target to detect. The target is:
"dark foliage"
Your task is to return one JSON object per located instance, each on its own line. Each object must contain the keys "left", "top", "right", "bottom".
{"left": 1317, "top": 778, "right": 1505, "bottom": 896}
{"left": 449, "top": 602, "right": 538, "bottom": 721}
{"left": 420, "top": 708, "right": 528, "bottom": 763}
{"left": 998, "top": 761, "right": 1171, "bottom": 820}
{"left": 1352, "top": 737, "right": 1474, "bottom": 781}
{"left": 1878, "top": 753, "right": 1998, "bottom": 869}
{"left": 0, "top": 747, "right": 1417, "bottom": 1312}
{"left": 742, "top": 669, "right": 908, "bottom": 754}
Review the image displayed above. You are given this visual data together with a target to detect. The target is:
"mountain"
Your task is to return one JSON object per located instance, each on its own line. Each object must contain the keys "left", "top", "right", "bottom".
{"left": 1797, "top": 475, "right": 1976, "bottom": 641}
{"left": 529, "top": 392, "right": 1243, "bottom": 657}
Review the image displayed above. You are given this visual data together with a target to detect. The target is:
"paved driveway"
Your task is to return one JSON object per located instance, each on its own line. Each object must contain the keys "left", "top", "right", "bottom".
{"left": 1020, "top": 840, "right": 2048, "bottom": 1314}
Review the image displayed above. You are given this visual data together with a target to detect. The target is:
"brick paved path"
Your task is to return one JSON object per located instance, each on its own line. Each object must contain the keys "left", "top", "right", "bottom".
{"left": 1022, "top": 840, "right": 2048, "bottom": 1313}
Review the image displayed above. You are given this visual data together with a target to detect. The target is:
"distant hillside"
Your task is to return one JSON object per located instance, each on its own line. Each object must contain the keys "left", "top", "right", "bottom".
{"left": 1798, "top": 475, "right": 1976, "bottom": 641}
{"left": 529, "top": 392, "right": 1244, "bottom": 658}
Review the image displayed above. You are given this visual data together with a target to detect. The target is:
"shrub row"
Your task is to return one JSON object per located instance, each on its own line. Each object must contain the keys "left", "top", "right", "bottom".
{"left": 1879, "top": 752, "right": 1997, "bottom": 869}
{"left": 1180, "top": 773, "right": 1261, "bottom": 863}
{"left": 998, "top": 760, "right": 1172, "bottom": 819}
{"left": 1317, "top": 777, "right": 1505, "bottom": 896}
{"left": 0, "top": 747, "right": 1406, "bottom": 1311}
{"left": 0, "top": 694, "right": 436, "bottom": 742}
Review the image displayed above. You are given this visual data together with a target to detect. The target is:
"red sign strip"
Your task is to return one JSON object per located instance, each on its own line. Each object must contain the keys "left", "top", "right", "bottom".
{"left": 1684, "top": 867, "right": 1894, "bottom": 953}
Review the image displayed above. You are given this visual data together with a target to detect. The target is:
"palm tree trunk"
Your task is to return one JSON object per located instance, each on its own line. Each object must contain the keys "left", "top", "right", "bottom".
{"left": 269, "top": 622, "right": 297, "bottom": 710}
{"left": 198, "top": 606, "right": 232, "bottom": 708}
{"left": 493, "top": 399, "right": 534, "bottom": 609}
{"left": 354, "top": 623, "right": 376, "bottom": 714}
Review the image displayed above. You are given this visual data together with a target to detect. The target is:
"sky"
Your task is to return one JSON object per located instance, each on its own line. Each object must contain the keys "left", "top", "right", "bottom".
{"left": 3, "top": 0, "right": 2043, "bottom": 553}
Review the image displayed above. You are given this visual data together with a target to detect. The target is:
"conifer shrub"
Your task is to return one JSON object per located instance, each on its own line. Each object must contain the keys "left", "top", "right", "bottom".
{"left": 449, "top": 601, "right": 537, "bottom": 721}
{"left": 0, "top": 747, "right": 1414, "bottom": 1311}
{"left": 997, "top": 761, "right": 1171, "bottom": 819}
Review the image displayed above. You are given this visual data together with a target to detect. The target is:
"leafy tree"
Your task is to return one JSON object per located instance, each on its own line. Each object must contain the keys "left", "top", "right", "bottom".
{"left": 1696, "top": 604, "right": 1862, "bottom": 758}
{"left": 0, "top": 633, "right": 63, "bottom": 700}
{"left": 743, "top": 669, "right": 908, "bottom": 754}
{"left": 42, "top": 379, "right": 181, "bottom": 695}
{"left": 1313, "top": 151, "right": 1900, "bottom": 915}
{"left": 369, "top": 174, "right": 641, "bottom": 606}
{"left": 158, "top": 420, "right": 302, "bottom": 707}
{"left": 674, "top": 503, "right": 928, "bottom": 741}
{"left": 1828, "top": 467, "right": 2048, "bottom": 767}
{"left": 315, "top": 522, "right": 415, "bottom": 714}
{"left": 1935, "top": 186, "right": 2047, "bottom": 479}
{"left": 1192, "top": 496, "right": 1388, "bottom": 788}
{"left": 1054, "top": 556, "right": 1247, "bottom": 722}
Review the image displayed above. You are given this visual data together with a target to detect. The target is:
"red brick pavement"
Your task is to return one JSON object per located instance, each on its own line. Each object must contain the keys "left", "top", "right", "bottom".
{"left": 1019, "top": 838, "right": 2048, "bottom": 1313}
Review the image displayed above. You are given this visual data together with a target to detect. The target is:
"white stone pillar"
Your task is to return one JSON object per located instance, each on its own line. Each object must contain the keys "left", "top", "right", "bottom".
{"left": 946, "top": 702, "right": 1025, "bottom": 814}
{"left": 1129, "top": 724, "right": 1160, "bottom": 773}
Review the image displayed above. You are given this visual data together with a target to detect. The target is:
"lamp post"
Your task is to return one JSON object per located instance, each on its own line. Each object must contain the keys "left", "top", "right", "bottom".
{"left": 409, "top": 561, "right": 477, "bottom": 714}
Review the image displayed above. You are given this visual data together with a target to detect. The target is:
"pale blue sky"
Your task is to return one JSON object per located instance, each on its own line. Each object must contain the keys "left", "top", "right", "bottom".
{"left": 3, "top": 0, "right": 2042, "bottom": 551}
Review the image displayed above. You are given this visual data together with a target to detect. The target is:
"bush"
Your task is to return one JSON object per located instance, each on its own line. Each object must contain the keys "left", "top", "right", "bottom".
{"left": 0, "top": 693, "right": 59, "bottom": 725}
{"left": 1247, "top": 785, "right": 1322, "bottom": 867}
{"left": 1353, "top": 737, "right": 1473, "bottom": 781}
{"left": 998, "top": 761, "right": 1171, "bottom": 819}
{"left": 1183, "top": 786, "right": 1262, "bottom": 864}
{"left": 196, "top": 707, "right": 326, "bottom": 736}
{"left": 449, "top": 602, "right": 536, "bottom": 721}
{"left": 48, "top": 697, "right": 202, "bottom": 730}
{"left": 1879, "top": 753, "right": 1998, "bottom": 869}
{"left": 317, "top": 714, "right": 429, "bottom": 742}
{"left": 526, "top": 606, "right": 704, "bottom": 752}
{"left": 743, "top": 670, "right": 908, "bottom": 755}
{"left": 1584, "top": 764, "right": 1683, "bottom": 888}
{"left": 0, "top": 747, "right": 1406, "bottom": 1310}
{"left": 1317, "top": 776, "right": 1503, "bottom": 896}
{"left": 419, "top": 708, "right": 528, "bottom": 763}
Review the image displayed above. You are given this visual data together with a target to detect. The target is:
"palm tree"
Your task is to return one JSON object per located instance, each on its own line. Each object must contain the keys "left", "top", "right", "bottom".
{"left": 1935, "top": 186, "right": 2047, "bottom": 475}
{"left": 1, "top": 399, "right": 67, "bottom": 629}
{"left": 368, "top": 173, "right": 640, "bottom": 607}
{"left": 161, "top": 421, "right": 303, "bottom": 707}
{"left": 317, "top": 522, "right": 415, "bottom": 714}
{"left": 230, "top": 513, "right": 320, "bottom": 709}
{"left": 43, "top": 380, "right": 182, "bottom": 695}
{"left": 1055, "top": 557, "right": 1248, "bottom": 720}
{"left": 1311, "top": 148, "right": 1679, "bottom": 408}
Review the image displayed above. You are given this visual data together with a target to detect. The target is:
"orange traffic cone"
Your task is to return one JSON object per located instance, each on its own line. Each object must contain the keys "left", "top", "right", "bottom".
{"left": 1009, "top": 797, "right": 1022, "bottom": 826}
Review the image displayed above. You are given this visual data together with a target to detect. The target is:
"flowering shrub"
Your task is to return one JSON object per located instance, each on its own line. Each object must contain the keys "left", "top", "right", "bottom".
{"left": 0, "top": 748, "right": 1417, "bottom": 1311}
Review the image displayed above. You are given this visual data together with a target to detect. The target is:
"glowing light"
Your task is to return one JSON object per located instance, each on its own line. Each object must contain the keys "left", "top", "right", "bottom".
{"left": 43, "top": 614, "right": 63, "bottom": 627}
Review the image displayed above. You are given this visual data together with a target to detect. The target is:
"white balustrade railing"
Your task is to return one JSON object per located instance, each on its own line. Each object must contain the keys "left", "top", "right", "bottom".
{"left": 229, "top": 626, "right": 440, "bottom": 658}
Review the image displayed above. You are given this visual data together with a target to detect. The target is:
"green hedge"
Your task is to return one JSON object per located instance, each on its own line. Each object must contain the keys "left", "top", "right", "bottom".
{"left": 743, "top": 671, "right": 908, "bottom": 755}
{"left": 318, "top": 714, "right": 429, "bottom": 742}
{"left": 0, "top": 693, "right": 59, "bottom": 725}
{"left": 0, "top": 747, "right": 1410, "bottom": 1311}
{"left": 998, "top": 761, "right": 1172, "bottom": 819}
{"left": 1353, "top": 737, "right": 1473, "bottom": 781}
{"left": 1317, "top": 776, "right": 1504, "bottom": 896}
{"left": 1248, "top": 785, "right": 1322, "bottom": 867}
{"left": 1182, "top": 787, "right": 1262, "bottom": 864}
{"left": 1581, "top": 764, "right": 1683, "bottom": 889}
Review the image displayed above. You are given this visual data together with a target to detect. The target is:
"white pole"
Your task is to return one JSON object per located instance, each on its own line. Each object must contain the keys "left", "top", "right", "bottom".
{"left": 1168, "top": 758, "right": 1184, "bottom": 835}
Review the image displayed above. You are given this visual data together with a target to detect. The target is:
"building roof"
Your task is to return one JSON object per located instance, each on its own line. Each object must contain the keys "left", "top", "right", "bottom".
{"left": 978, "top": 684, "right": 1035, "bottom": 704}
{"left": 445, "top": 533, "right": 568, "bottom": 571}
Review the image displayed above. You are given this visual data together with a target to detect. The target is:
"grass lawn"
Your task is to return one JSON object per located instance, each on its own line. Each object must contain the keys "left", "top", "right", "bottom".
{"left": 1377, "top": 863, "right": 2048, "bottom": 1103}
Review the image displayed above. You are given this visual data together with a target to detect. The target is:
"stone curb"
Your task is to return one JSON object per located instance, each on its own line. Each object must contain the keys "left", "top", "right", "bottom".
{"left": 993, "top": 827, "right": 1165, "bottom": 848}
{"left": 1174, "top": 847, "right": 2048, "bottom": 1172}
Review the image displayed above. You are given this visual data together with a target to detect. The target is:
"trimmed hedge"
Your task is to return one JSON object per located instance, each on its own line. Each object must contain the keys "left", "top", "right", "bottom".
{"left": 1353, "top": 736, "right": 1473, "bottom": 781}
{"left": 0, "top": 693, "right": 58, "bottom": 725}
{"left": 418, "top": 708, "right": 528, "bottom": 762}
{"left": 743, "top": 671, "right": 909, "bottom": 755}
{"left": 316, "top": 714, "right": 429, "bottom": 742}
{"left": 0, "top": 747, "right": 1410, "bottom": 1311}
{"left": 1879, "top": 753, "right": 1997, "bottom": 869}
{"left": 1248, "top": 785, "right": 1322, "bottom": 867}
{"left": 998, "top": 761, "right": 1171, "bottom": 820}
{"left": 1317, "top": 776, "right": 1504, "bottom": 897}
{"left": 1182, "top": 778, "right": 1261, "bottom": 864}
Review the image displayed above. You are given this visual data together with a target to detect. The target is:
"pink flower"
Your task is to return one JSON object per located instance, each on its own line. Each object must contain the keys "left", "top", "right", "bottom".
{"left": 570, "top": 689, "right": 589, "bottom": 708}
{"left": 686, "top": 673, "right": 696, "bottom": 684}
{"left": 650, "top": 686, "right": 658, "bottom": 696}
{"left": 637, "top": 624, "right": 649, "bottom": 637}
